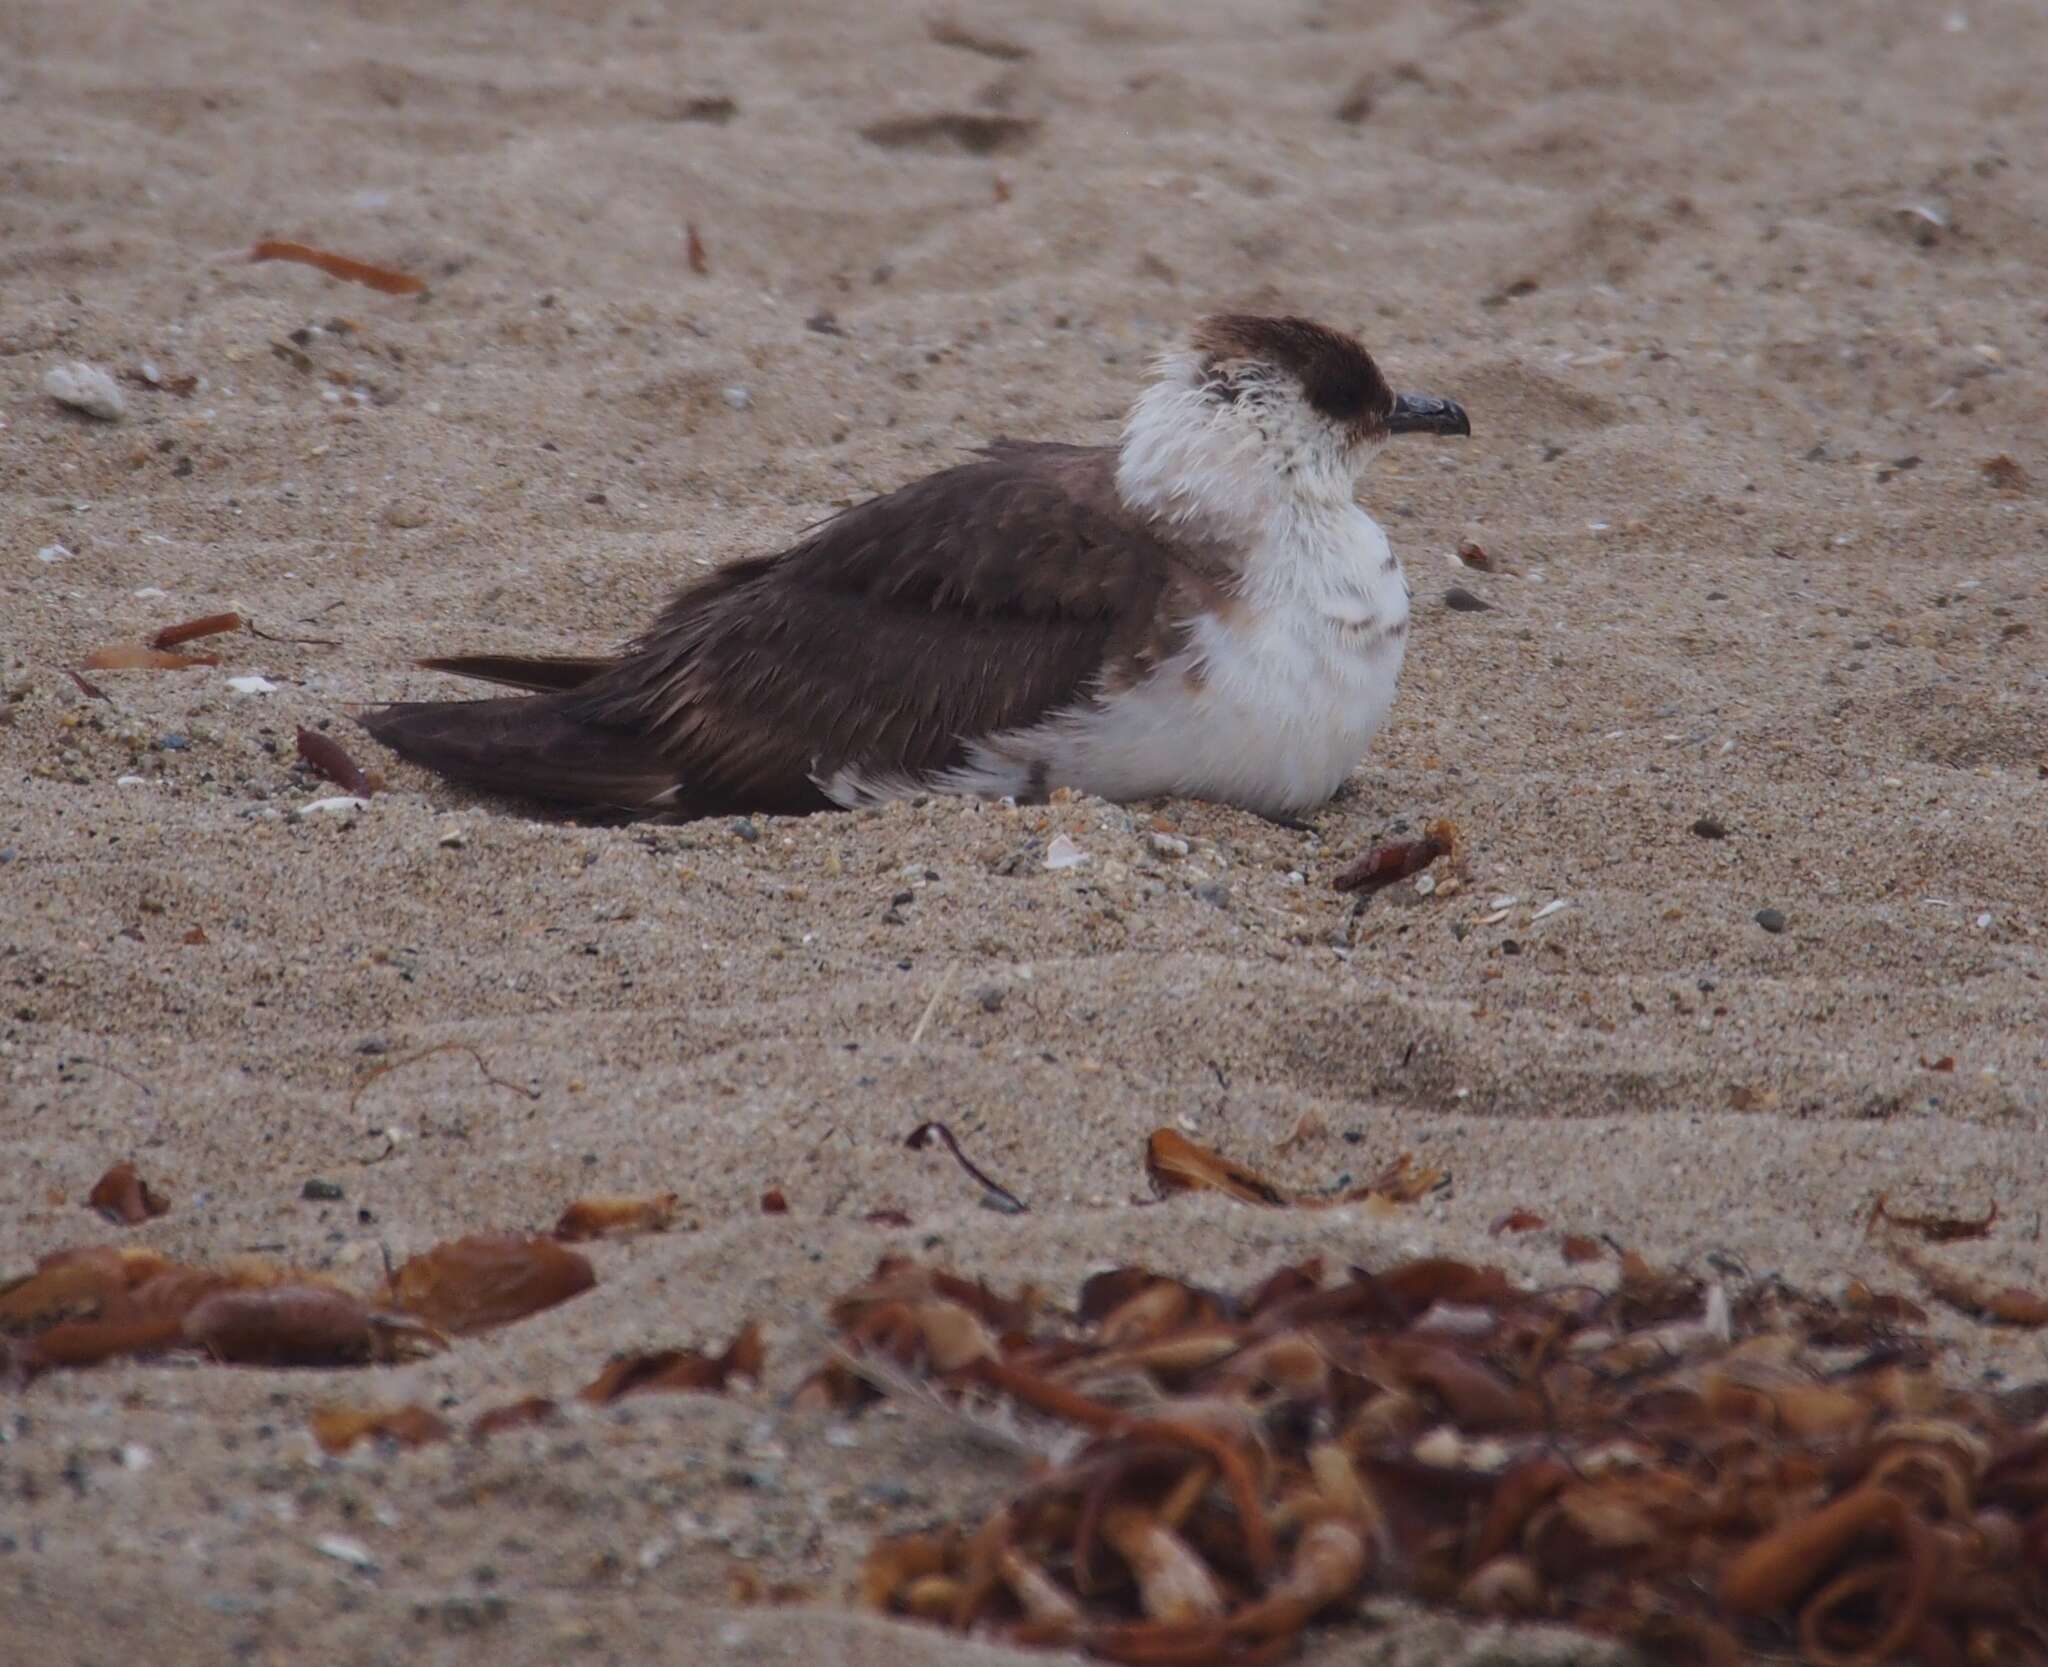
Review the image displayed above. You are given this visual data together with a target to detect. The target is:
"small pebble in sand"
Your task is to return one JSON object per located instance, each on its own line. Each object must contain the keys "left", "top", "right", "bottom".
{"left": 43, "top": 361, "right": 126, "bottom": 420}
{"left": 36, "top": 543, "right": 73, "bottom": 564}
{"left": 227, "top": 675, "right": 278, "bottom": 695}
{"left": 301, "top": 1178, "right": 344, "bottom": 1201}
{"left": 1755, "top": 907, "right": 1787, "bottom": 934}
{"left": 1691, "top": 816, "right": 1728, "bottom": 839}
{"left": 1444, "top": 586, "right": 1493, "bottom": 613}
{"left": 1194, "top": 880, "right": 1231, "bottom": 908}
{"left": 721, "top": 385, "right": 752, "bottom": 410}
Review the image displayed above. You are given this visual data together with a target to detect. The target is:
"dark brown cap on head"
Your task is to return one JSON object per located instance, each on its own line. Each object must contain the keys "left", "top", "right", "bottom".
{"left": 1191, "top": 314, "right": 1395, "bottom": 428}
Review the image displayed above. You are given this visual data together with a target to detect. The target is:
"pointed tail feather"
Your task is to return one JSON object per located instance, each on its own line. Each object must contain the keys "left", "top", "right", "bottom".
{"left": 357, "top": 695, "right": 675, "bottom": 811}
{"left": 417, "top": 653, "right": 616, "bottom": 694}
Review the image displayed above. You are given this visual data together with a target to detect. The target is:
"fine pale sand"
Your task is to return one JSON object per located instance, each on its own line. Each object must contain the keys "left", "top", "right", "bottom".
{"left": 3, "top": 1, "right": 2045, "bottom": 1662}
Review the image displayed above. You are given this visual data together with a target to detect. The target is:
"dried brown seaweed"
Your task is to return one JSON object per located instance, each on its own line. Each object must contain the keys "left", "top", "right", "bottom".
{"left": 249, "top": 239, "right": 426, "bottom": 296}
{"left": 842, "top": 1250, "right": 2048, "bottom": 1663}
{"left": 86, "top": 1161, "right": 170, "bottom": 1225}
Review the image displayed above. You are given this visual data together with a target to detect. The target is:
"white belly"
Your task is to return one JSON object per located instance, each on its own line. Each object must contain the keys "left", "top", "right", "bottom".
{"left": 1052, "top": 594, "right": 1407, "bottom": 816}
{"left": 1034, "top": 506, "right": 1410, "bottom": 816}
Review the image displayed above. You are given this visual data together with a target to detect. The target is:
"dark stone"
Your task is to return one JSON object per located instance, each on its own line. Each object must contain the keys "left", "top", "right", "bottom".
{"left": 1755, "top": 907, "right": 1787, "bottom": 934}
{"left": 1691, "top": 816, "right": 1728, "bottom": 839}
{"left": 301, "top": 1178, "right": 344, "bottom": 1201}
{"left": 1444, "top": 587, "right": 1493, "bottom": 613}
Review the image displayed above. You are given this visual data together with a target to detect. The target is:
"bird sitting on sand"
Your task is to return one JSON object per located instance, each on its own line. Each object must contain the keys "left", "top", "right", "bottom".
{"left": 360, "top": 314, "right": 1470, "bottom": 821}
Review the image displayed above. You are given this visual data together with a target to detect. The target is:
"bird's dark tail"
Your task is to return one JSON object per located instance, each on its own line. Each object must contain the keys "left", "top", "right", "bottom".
{"left": 357, "top": 694, "right": 677, "bottom": 812}
{"left": 416, "top": 653, "right": 616, "bottom": 694}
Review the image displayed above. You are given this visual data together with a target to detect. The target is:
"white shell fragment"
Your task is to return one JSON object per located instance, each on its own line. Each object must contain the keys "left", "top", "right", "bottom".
{"left": 1531, "top": 899, "right": 1569, "bottom": 922}
{"left": 314, "top": 1534, "right": 378, "bottom": 1572}
{"left": 226, "top": 675, "right": 278, "bottom": 695}
{"left": 299, "top": 795, "right": 371, "bottom": 815}
{"left": 43, "top": 361, "right": 127, "bottom": 421}
{"left": 1044, "top": 833, "right": 1090, "bottom": 870}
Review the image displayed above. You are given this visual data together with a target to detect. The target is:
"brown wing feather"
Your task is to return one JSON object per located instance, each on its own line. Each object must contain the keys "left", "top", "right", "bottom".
{"left": 363, "top": 444, "right": 1211, "bottom": 819}
{"left": 567, "top": 444, "right": 1191, "bottom": 811}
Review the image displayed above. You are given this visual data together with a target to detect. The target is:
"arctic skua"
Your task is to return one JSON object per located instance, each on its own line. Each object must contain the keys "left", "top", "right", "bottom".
{"left": 360, "top": 314, "right": 1470, "bottom": 820}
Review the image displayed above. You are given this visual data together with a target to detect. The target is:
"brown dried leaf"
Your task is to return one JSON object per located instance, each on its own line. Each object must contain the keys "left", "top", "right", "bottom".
{"left": 383, "top": 1232, "right": 595, "bottom": 1335}
{"left": 1920, "top": 1054, "right": 1956, "bottom": 1073}
{"left": 295, "top": 726, "right": 372, "bottom": 796}
{"left": 182, "top": 1284, "right": 381, "bottom": 1365}
{"left": 1342, "top": 1153, "right": 1448, "bottom": 1205}
{"left": 551, "top": 1192, "right": 679, "bottom": 1241}
{"left": 0, "top": 1244, "right": 176, "bottom": 1330}
{"left": 1490, "top": 1209, "right": 1548, "bottom": 1235}
{"left": 1892, "top": 1242, "right": 2048, "bottom": 1327}
{"left": 150, "top": 611, "right": 243, "bottom": 649}
{"left": 1560, "top": 1234, "right": 1605, "bottom": 1264}
{"left": 309, "top": 1403, "right": 451, "bottom": 1454}
{"left": 80, "top": 645, "right": 220, "bottom": 671}
{"left": 1867, "top": 1194, "right": 1997, "bottom": 1244}
{"left": 1980, "top": 454, "right": 2032, "bottom": 493}
{"left": 1333, "top": 821, "right": 1458, "bottom": 895}
{"left": 578, "top": 1321, "right": 764, "bottom": 1404}
{"left": 685, "top": 221, "right": 709, "bottom": 276}
{"left": 249, "top": 239, "right": 426, "bottom": 296}
{"left": 86, "top": 1161, "right": 170, "bottom": 1226}
{"left": 862, "top": 1533, "right": 956, "bottom": 1612}
{"left": 760, "top": 1187, "right": 789, "bottom": 1215}
{"left": 1145, "top": 1128, "right": 1292, "bottom": 1206}
{"left": 21, "top": 1312, "right": 192, "bottom": 1373}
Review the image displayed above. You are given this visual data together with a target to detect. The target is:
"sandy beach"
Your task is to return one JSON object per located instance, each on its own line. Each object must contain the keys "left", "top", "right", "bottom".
{"left": 3, "top": 1, "right": 2045, "bottom": 1662}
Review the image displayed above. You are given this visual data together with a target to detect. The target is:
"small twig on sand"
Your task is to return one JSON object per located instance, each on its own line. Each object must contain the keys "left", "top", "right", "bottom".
{"left": 349, "top": 1042, "right": 541, "bottom": 1119}
{"left": 909, "top": 964, "right": 955, "bottom": 1049}
{"left": 906, "top": 1121, "right": 1028, "bottom": 1215}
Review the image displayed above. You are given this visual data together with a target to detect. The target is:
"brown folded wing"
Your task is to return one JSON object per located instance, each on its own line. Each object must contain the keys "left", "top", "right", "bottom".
{"left": 363, "top": 443, "right": 1209, "bottom": 819}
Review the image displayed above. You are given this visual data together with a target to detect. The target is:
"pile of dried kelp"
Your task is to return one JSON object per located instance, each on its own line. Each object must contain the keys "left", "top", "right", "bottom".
{"left": 827, "top": 1252, "right": 2048, "bottom": 1664}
